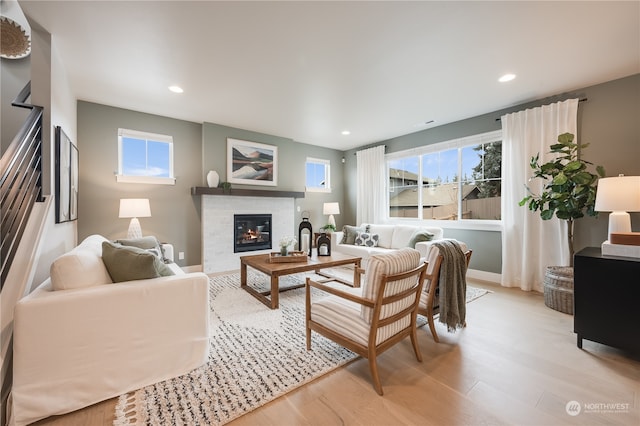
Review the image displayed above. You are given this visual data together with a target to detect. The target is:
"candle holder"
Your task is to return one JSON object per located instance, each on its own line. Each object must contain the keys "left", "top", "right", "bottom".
{"left": 317, "top": 232, "right": 331, "bottom": 256}
{"left": 298, "top": 216, "right": 313, "bottom": 257}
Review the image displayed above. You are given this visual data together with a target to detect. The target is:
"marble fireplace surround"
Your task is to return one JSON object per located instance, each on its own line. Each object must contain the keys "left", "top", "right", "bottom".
{"left": 201, "top": 192, "right": 301, "bottom": 273}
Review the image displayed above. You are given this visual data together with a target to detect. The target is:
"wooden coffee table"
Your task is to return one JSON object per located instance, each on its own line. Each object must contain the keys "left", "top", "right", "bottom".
{"left": 240, "top": 250, "right": 362, "bottom": 309}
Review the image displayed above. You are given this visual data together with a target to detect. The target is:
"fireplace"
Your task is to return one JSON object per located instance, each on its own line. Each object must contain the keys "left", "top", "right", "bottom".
{"left": 234, "top": 214, "right": 272, "bottom": 253}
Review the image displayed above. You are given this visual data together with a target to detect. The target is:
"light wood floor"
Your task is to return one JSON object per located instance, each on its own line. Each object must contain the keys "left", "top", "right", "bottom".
{"left": 34, "top": 280, "right": 640, "bottom": 425}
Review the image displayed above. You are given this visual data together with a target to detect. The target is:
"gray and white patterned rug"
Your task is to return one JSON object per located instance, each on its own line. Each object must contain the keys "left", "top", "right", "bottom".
{"left": 114, "top": 271, "right": 489, "bottom": 425}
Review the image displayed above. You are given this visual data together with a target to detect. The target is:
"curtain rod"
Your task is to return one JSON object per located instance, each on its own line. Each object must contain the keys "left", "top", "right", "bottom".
{"left": 495, "top": 98, "right": 588, "bottom": 122}
{"left": 354, "top": 144, "right": 386, "bottom": 155}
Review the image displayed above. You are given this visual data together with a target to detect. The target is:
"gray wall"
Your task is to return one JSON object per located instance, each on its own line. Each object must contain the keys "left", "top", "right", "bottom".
{"left": 342, "top": 74, "right": 640, "bottom": 274}
{"left": 77, "top": 101, "right": 202, "bottom": 266}
{"left": 1, "top": 57, "right": 30, "bottom": 152}
{"left": 77, "top": 103, "right": 345, "bottom": 266}
{"left": 202, "top": 122, "right": 346, "bottom": 234}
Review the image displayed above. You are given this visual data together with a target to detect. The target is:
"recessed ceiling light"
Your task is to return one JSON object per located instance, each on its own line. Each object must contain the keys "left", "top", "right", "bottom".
{"left": 168, "top": 85, "right": 184, "bottom": 93}
{"left": 341, "top": 130, "right": 351, "bottom": 136}
{"left": 498, "top": 73, "right": 516, "bottom": 83}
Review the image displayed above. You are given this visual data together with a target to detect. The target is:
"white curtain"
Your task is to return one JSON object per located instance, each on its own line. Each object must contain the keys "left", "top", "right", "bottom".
{"left": 356, "top": 145, "right": 386, "bottom": 225}
{"left": 501, "top": 99, "right": 579, "bottom": 292}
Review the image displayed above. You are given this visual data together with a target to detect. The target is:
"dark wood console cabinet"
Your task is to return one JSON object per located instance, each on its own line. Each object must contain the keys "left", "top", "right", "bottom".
{"left": 574, "top": 247, "right": 640, "bottom": 355}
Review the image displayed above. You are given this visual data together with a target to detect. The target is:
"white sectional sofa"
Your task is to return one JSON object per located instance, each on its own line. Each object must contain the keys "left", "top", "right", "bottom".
{"left": 331, "top": 223, "right": 444, "bottom": 267}
{"left": 10, "top": 235, "right": 210, "bottom": 426}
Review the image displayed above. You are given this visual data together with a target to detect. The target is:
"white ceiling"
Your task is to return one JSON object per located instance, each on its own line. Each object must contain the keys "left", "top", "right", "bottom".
{"left": 19, "top": 1, "right": 640, "bottom": 151}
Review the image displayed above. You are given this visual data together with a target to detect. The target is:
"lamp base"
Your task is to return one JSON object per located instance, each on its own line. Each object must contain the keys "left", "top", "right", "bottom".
{"left": 607, "top": 211, "right": 631, "bottom": 241}
{"left": 328, "top": 214, "right": 336, "bottom": 228}
{"left": 127, "top": 217, "right": 143, "bottom": 239}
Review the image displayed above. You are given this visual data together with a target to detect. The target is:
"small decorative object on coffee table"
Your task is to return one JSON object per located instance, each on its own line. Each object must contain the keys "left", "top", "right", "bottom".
{"left": 279, "top": 235, "right": 297, "bottom": 256}
{"left": 317, "top": 232, "right": 331, "bottom": 256}
{"left": 268, "top": 251, "right": 308, "bottom": 263}
{"left": 298, "top": 215, "right": 313, "bottom": 257}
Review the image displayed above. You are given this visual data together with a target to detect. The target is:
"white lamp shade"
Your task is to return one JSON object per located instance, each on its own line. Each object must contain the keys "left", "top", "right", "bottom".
{"left": 595, "top": 176, "right": 640, "bottom": 212}
{"left": 595, "top": 176, "right": 640, "bottom": 242}
{"left": 119, "top": 198, "right": 151, "bottom": 218}
{"left": 323, "top": 202, "right": 340, "bottom": 215}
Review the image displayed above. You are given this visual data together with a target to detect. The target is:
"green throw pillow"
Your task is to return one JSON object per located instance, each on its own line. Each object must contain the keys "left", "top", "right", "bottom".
{"left": 102, "top": 241, "right": 174, "bottom": 283}
{"left": 341, "top": 225, "right": 369, "bottom": 245}
{"left": 116, "top": 236, "right": 168, "bottom": 263}
{"left": 407, "top": 229, "right": 434, "bottom": 248}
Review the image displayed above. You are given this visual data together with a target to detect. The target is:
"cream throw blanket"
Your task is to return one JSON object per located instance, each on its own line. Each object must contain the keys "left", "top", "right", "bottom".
{"left": 433, "top": 239, "right": 467, "bottom": 332}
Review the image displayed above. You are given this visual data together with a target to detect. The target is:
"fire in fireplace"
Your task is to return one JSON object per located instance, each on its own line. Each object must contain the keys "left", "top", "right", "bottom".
{"left": 234, "top": 214, "right": 272, "bottom": 253}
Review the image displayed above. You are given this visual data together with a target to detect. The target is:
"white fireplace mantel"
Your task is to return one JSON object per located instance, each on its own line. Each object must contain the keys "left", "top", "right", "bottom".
{"left": 201, "top": 194, "right": 296, "bottom": 273}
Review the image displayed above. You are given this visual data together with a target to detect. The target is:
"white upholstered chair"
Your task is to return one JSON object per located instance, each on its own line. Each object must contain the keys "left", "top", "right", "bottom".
{"left": 305, "top": 248, "right": 427, "bottom": 395}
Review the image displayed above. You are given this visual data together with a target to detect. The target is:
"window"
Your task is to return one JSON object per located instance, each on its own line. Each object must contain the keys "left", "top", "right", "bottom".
{"left": 387, "top": 130, "right": 502, "bottom": 221}
{"left": 117, "top": 128, "right": 175, "bottom": 185}
{"left": 305, "top": 157, "right": 331, "bottom": 192}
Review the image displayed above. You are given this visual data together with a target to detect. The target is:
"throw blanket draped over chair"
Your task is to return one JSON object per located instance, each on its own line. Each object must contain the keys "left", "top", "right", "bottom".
{"left": 433, "top": 239, "right": 467, "bottom": 332}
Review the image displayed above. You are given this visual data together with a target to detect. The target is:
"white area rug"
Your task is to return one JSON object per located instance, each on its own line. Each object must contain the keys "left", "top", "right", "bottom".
{"left": 114, "top": 271, "right": 489, "bottom": 425}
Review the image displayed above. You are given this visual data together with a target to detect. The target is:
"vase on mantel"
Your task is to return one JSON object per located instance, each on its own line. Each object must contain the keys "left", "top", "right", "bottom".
{"left": 206, "top": 170, "right": 220, "bottom": 188}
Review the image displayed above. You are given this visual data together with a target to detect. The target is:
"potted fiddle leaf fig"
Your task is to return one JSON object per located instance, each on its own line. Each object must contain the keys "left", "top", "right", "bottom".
{"left": 519, "top": 132, "right": 605, "bottom": 314}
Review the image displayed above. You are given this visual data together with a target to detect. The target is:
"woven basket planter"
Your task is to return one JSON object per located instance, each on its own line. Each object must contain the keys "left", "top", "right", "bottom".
{"left": 543, "top": 266, "right": 574, "bottom": 315}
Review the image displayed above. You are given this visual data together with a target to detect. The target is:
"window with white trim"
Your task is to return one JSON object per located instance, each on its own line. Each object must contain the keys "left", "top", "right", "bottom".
{"left": 387, "top": 130, "right": 502, "bottom": 221}
{"left": 305, "top": 157, "right": 331, "bottom": 192}
{"left": 117, "top": 128, "right": 175, "bottom": 185}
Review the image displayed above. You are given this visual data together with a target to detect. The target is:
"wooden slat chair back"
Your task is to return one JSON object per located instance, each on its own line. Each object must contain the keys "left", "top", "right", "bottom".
{"left": 418, "top": 245, "right": 472, "bottom": 343}
{"left": 305, "top": 248, "right": 427, "bottom": 395}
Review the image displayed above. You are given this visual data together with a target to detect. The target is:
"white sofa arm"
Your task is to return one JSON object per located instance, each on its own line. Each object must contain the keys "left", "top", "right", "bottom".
{"left": 12, "top": 272, "right": 210, "bottom": 426}
{"left": 331, "top": 231, "right": 344, "bottom": 251}
{"left": 414, "top": 240, "right": 435, "bottom": 258}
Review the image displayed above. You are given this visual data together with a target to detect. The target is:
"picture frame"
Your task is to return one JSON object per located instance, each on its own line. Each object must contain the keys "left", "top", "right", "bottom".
{"left": 227, "top": 138, "right": 277, "bottom": 186}
{"left": 55, "top": 126, "right": 79, "bottom": 223}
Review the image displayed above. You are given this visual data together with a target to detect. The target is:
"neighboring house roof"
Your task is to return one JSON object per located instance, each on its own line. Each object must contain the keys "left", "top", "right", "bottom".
{"left": 388, "top": 168, "right": 432, "bottom": 185}
{"left": 389, "top": 183, "right": 479, "bottom": 207}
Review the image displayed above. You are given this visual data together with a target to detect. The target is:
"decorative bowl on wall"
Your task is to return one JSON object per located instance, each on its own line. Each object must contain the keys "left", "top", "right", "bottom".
{"left": 0, "top": 15, "right": 31, "bottom": 59}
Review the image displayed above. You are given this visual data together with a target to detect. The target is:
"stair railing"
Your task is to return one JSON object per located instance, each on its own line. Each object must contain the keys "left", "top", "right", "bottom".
{"left": 0, "top": 82, "right": 44, "bottom": 289}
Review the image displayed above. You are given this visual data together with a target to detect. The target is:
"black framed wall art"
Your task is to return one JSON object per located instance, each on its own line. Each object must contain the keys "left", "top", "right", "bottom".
{"left": 55, "top": 126, "right": 79, "bottom": 223}
{"left": 227, "top": 138, "right": 278, "bottom": 186}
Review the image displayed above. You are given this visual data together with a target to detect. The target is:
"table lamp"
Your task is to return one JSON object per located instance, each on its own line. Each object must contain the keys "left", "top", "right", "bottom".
{"left": 119, "top": 198, "right": 151, "bottom": 239}
{"left": 323, "top": 202, "right": 340, "bottom": 228}
{"left": 594, "top": 175, "right": 640, "bottom": 241}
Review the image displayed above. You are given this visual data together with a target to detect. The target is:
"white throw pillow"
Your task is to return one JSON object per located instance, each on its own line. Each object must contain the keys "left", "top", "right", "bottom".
{"left": 367, "top": 224, "right": 395, "bottom": 248}
{"left": 50, "top": 235, "right": 113, "bottom": 291}
{"left": 77, "top": 234, "right": 110, "bottom": 257}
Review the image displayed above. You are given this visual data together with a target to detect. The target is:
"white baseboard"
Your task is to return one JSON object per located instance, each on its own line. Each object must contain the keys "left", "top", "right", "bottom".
{"left": 182, "top": 264, "right": 203, "bottom": 273}
{"left": 467, "top": 268, "right": 501, "bottom": 285}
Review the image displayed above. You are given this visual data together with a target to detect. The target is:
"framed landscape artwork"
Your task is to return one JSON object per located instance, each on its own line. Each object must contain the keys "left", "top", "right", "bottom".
{"left": 55, "top": 126, "right": 79, "bottom": 223}
{"left": 227, "top": 138, "right": 278, "bottom": 186}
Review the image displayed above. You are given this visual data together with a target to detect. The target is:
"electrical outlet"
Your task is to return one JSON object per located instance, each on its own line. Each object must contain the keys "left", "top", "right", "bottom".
{"left": 178, "top": 251, "right": 185, "bottom": 260}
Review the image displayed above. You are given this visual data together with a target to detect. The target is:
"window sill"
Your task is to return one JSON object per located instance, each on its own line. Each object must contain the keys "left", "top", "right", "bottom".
{"left": 386, "top": 218, "right": 502, "bottom": 232}
{"left": 305, "top": 187, "right": 332, "bottom": 193}
{"left": 116, "top": 175, "right": 176, "bottom": 185}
